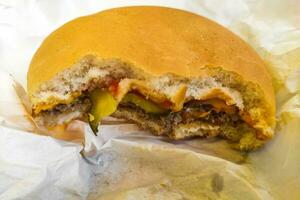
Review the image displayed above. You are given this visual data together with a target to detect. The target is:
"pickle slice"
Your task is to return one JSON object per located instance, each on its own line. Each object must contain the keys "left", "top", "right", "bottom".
{"left": 89, "top": 89, "right": 117, "bottom": 134}
{"left": 121, "top": 93, "right": 168, "bottom": 114}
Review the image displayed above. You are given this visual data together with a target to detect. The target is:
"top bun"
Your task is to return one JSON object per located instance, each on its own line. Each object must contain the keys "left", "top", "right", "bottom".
{"left": 27, "top": 6, "right": 275, "bottom": 119}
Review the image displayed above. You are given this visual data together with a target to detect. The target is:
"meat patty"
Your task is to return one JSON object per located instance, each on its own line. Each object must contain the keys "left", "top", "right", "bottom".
{"left": 112, "top": 101, "right": 248, "bottom": 139}
{"left": 35, "top": 97, "right": 91, "bottom": 127}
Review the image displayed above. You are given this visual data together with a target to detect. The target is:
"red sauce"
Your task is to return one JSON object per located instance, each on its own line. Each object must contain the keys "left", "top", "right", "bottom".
{"left": 108, "top": 80, "right": 119, "bottom": 96}
{"left": 161, "top": 100, "right": 173, "bottom": 109}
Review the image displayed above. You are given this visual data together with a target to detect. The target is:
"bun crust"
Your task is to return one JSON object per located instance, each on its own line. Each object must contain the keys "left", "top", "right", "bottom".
{"left": 27, "top": 6, "right": 275, "bottom": 117}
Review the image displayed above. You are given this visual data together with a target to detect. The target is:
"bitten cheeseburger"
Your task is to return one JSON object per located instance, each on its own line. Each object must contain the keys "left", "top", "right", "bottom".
{"left": 27, "top": 6, "right": 276, "bottom": 150}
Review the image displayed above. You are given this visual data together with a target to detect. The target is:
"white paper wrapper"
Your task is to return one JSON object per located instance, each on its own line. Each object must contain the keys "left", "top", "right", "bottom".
{"left": 1, "top": 0, "right": 300, "bottom": 199}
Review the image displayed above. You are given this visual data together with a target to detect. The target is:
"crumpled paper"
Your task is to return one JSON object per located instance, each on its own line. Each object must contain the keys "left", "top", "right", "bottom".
{"left": 1, "top": 0, "right": 300, "bottom": 199}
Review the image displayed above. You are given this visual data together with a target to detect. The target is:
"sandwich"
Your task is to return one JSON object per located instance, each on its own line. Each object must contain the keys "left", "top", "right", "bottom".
{"left": 27, "top": 6, "right": 276, "bottom": 150}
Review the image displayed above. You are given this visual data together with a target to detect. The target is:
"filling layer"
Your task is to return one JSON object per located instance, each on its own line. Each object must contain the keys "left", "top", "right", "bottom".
{"left": 35, "top": 90, "right": 264, "bottom": 150}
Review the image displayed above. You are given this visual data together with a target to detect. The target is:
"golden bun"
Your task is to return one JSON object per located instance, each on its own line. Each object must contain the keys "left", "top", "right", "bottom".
{"left": 27, "top": 6, "right": 275, "bottom": 121}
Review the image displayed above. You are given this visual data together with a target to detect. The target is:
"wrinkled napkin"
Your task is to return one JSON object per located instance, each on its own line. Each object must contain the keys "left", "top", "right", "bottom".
{"left": 1, "top": 0, "right": 300, "bottom": 199}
